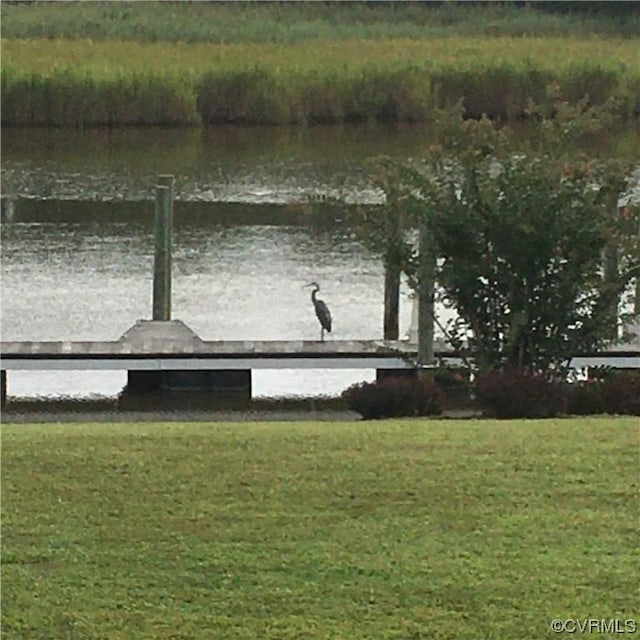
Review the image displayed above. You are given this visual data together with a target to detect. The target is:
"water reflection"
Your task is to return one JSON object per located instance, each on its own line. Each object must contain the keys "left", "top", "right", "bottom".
{"left": 4, "top": 123, "right": 638, "bottom": 205}
{"left": 1, "top": 123, "right": 440, "bottom": 204}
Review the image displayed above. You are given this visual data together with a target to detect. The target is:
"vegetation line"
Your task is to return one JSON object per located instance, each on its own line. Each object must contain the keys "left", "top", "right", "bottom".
{"left": 2, "top": 36, "right": 639, "bottom": 127}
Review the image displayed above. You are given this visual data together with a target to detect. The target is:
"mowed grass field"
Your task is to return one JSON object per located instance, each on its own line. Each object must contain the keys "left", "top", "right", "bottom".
{"left": 1, "top": 418, "right": 638, "bottom": 639}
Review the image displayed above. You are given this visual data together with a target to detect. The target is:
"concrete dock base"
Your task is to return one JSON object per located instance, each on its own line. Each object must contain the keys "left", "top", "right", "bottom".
{"left": 119, "top": 369, "right": 252, "bottom": 410}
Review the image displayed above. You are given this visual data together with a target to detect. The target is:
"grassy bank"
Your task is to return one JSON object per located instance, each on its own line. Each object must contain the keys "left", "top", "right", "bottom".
{"left": 2, "top": 36, "right": 639, "bottom": 126}
{"left": 2, "top": 418, "right": 638, "bottom": 639}
{"left": 2, "top": 1, "right": 639, "bottom": 43}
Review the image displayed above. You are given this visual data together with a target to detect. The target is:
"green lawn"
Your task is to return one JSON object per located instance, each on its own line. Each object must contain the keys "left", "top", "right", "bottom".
{"left": 2, "top": 418, "right": 638, "bottom": 639}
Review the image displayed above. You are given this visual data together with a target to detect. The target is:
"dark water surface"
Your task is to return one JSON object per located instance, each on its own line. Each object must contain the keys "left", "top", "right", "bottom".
{"left": 1, "top": 124, "right": 440, "bottom": 204}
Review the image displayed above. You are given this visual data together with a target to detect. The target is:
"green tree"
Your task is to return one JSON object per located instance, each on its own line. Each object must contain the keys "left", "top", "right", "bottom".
{"left": 361, "top": 101, "right": 639, "bottom": 373}
{"left": 412, "top": 153, "right": 638, "bottom": 371}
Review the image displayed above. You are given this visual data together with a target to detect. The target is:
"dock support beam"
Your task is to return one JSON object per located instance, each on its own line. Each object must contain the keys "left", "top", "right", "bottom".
{"left": 153, "top": 175, "right": 174, "bottom": 321}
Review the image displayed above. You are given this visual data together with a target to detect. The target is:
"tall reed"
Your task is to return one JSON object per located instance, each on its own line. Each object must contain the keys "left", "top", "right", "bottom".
{"left": 2, "top": 37, "right": 638, "bottom": 127}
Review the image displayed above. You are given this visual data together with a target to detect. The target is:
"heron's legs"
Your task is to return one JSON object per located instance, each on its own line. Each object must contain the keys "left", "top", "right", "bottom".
{"left": 320, "top": 327, "right": 325, "bottom": 342}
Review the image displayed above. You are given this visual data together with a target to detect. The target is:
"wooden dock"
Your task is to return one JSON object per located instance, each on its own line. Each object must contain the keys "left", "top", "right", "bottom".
{"left": 2, "top": 319, "right": 638, "bottom": 371}
{"left": 1, "top": 320, "right": 638, "bottom": 407}
{"left": 0, "top": 320, "right": 424, "bottom": 407}
{"left": 0, "top": 320, "right": 423, "bottom": 370}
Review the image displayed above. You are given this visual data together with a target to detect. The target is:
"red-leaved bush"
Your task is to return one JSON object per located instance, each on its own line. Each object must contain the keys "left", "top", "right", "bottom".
{"left": 342, "top": 377, "right": 443, "bottom": 420}
{"left": 474, "top": 368, "right": 567, "bottom": 418}
{"left": 601, "top": 371, "right": 640, "bottom": 415}
{"left": 567, "top": 370, "right": 640, "bottom": 415}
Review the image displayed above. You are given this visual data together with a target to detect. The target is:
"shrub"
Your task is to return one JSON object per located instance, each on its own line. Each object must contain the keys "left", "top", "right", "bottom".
{"left": 434, "top": 365, "right": 470, "bottom": 389}
{"left": 601, "top": 370, "right": 640, "bottom": 415}
{"left": 433, "top": 365, "right": 472, "bottom": 409}
{"left": 566, "top": 380, "right": 606, "bottom": 415}
{"left": 474, "top": 368, "right": 567, "bottom": 419}
{"left": 342, "top": 377, "right": 443, "bottom": 420}
{"left": 566, "top": 370, "right": 640, "bottom": 416}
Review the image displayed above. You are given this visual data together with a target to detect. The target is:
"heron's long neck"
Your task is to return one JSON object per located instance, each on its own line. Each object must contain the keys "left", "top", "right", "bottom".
{"left": 311, "top": 287, "right": 319, "bottom": 302}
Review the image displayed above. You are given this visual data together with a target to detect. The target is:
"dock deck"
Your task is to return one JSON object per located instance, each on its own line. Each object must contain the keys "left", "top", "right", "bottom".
{"left": 0, "top": 320, "right": 421, "bottom": 370}
{"left": 2, "top": 319, "right": 639, "bottom": 371}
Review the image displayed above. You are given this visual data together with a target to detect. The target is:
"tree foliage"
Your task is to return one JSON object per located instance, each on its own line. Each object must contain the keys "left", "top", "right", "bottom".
{"left": 412, "top": 152, "right": 637, "bottom": 371}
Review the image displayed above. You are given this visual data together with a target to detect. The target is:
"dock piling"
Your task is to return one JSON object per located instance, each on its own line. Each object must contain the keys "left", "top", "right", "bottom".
{"left": 152, "top": 175, "right": 174, "bottom": 321}
{"left": 417, "top": 224, "right": 436, "bottom": 379}
{"left": 383, "top": 258, "right": 400, "bottom": 340}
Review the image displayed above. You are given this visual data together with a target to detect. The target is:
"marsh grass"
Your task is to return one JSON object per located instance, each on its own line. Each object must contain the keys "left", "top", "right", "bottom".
{"left": 2, "top": 418, "right": 638, "bottom": 639}
{"left": 2, "top": 1, "right": 639, "bottom": 42}
{"left": 2, "top": 2, "right": 638, "bottom": 126}
{"left": 2, "top": 37, "right": 638, "bottom": 126}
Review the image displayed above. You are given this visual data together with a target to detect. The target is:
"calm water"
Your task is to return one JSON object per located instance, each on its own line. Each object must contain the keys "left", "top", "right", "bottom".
{"left": 1, "top": 210, "right": 421, "bottom": 398}
{"left": 1, "top": 124, "right": 439, "bottom": 204}
{"left": 1, "top": 124, "right": 441, "bottom": 399}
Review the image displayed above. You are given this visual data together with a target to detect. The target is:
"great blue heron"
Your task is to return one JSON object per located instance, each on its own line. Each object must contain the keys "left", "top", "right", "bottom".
{"left": 304, "top": 282, "right": 332, "bottom": 341}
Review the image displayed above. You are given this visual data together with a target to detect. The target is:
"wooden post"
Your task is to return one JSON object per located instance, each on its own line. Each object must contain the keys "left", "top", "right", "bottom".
{"left": 635, "top": 215, "right": 640, "bottom": 316}
{"left": 152, "top": 175, "right": 174, "bottom": 321}
{"left": 383, "top": 255, "right": 400, "bottom": 340}
{"left": 417, "top": 224, "right": 436, "bottom": 380}
{"left": 1, "top": 370, "right": 6, "bottom": 409}
{"left": 382, "top": 201, "right": 403, "bottom": 340}
{"left": 603, "top": 215, "right": 619, "bottom": 341}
